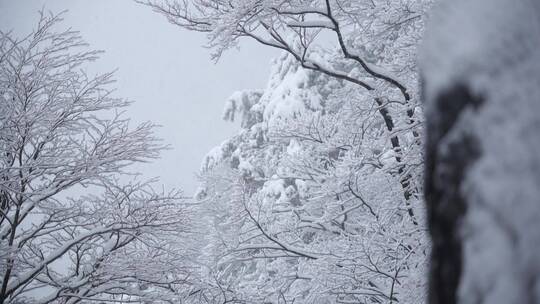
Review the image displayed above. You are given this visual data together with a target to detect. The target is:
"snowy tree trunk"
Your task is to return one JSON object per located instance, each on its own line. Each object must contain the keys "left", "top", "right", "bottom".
{"left": 422, "top": 1, "right": 540, "bottom": 304}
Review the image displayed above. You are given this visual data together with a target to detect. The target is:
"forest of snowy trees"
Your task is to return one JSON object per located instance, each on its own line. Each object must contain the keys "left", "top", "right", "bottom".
{"left": 1, "top": 0, "right": 540, "bottom": 303}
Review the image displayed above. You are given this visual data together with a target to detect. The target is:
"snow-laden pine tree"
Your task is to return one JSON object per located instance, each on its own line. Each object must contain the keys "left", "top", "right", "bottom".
{"left": 0, "top": 12, "right": 192, "bottom": 303}
{"left": 421, "top": 1, "right": 540, "bottom": 304}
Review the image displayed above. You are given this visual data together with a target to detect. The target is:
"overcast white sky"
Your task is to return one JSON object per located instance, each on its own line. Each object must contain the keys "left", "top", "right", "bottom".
{"left": 0, "top": 0, "right": 278, "bottom": 194}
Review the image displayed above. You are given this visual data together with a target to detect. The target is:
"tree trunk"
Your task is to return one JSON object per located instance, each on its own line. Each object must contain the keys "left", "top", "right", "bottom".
{"left": 422, "top": 1, "right": 540, "bottom": 304}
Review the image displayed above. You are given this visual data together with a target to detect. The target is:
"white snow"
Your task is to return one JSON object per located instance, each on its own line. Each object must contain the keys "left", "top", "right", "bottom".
{"left": 260, "top": 54, "right": 324, "bottom": 125}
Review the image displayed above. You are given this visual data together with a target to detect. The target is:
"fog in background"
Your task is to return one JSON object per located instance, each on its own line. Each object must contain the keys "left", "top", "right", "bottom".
{"left": 0, "top": 0, "right": 278, "bottom": 194}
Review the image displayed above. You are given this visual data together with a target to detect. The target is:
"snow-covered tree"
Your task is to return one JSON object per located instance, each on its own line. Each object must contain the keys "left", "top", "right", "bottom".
{"left": 0, "top": 12, "right": 191, "bottom": 303}
{"left": 141, "top": 1, "right": 432, "bottom": 303}
{"left": 188, "top": 50, "right": 425, "bottom": 304}
{"left": 421, "top": 1, "right": 540, "bottom": 304}
{"left": 142, "top": 0, "right": 432, "bottom": 210}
